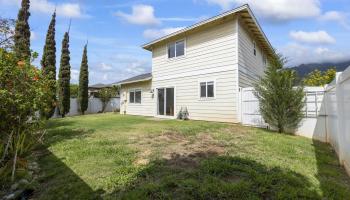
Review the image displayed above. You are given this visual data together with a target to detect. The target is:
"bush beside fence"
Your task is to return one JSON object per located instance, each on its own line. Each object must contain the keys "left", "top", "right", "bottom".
{"left": 241, "top": 66, "right": 350, "bottom": 175}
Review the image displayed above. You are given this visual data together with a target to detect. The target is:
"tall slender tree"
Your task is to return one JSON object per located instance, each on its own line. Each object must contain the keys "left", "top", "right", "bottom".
{"left": 254, "top": 54, "right": 305, "bottom": 133}
{"left": 78, "top": 44, "right": 89, "bottom": 114}
{"left": 58, "top": 31, "right": 71, "bottom": 117}
{"left": 40, "top": 11, "right": 56, "bottom": 119}
{"left": 14, "top": 0, "right": 31, "bottom": 60}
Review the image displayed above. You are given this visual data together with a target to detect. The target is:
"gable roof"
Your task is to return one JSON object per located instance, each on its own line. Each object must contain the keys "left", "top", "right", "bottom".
{"left": 114, "top": 73, "right": 152, "bottom": 85}
{"left": 88, "top": 83, "right": 111, "bottom": 89}
{"left": 142, "top": 4, "right": 274, "bottom": 56}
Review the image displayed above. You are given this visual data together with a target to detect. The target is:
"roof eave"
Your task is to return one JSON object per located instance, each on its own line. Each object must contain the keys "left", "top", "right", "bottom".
{"left": 113, "top": 77, "right": 152, "bottom": 86}
{"left": 141, "top": 4, "right": 250, "bottom": 51}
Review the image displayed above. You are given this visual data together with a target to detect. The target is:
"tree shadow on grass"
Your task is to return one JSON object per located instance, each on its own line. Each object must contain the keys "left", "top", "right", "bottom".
{"left": 43, "top": 127, "right": 95, "bottom": 147}
{"left": 45, "top": 119, "right": 77, "bottom": 130}
{"left": 33, "top": 149, "right": 104, "bottom": 200}
{"left": 112, "top": 151, "right": 322, "bottom": 200}
{"left": 312, "top": 140, "right": 350, "bottom": 199}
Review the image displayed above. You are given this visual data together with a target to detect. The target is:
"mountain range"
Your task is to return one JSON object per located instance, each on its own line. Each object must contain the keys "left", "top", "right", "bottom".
{"left": 290, "top": 60, "right": 350, "bottom": 78}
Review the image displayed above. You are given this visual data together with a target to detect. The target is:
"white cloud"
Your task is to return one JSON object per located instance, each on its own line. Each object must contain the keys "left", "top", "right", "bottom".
{"left": 115, "top": 4, "right": 161, "bottom": 26}
{"left": 1, "top": 0, "right": 85, "bottom": 18}
{"left": 102, "top": 73, "right": 109, "bottom": 81}
{"left": 115, "top": 4, "right": 202, "bottom": 26}
{"left": 71, "top": 69, "right": 79, "bottom": 82}
{"left": 87, "top": 54, "right": 151, "bottom": 84}
{"left": 125, "top": 62, "right": 147, "bottom": 74}
{"left": 202, "top": 0, "right": 321, "bottom": 21}
{"left": 289, "top": 30, "right": 336, "bottom": 44}
{"left": 320, "top": 11, "right": 350, "bottom": 30}
{"left": 281, "top": 43, "right": 349, "bottom": 66}
{"left": 159, "top": 17, "right": 201, "bottom": 22}
{"left": 143, "top": 27, "right": 185, "bottom": 40}
{"left": 206, "top": 0, "right": 235, "bottom": 10}
{"left": 99, "top": 62, "right": 113, "bottom": 71}
{"left": 30, "top": 31, "right": 36, "bottom": 41}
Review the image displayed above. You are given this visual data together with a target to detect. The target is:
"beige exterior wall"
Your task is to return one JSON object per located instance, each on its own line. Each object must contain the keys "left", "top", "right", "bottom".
{"left": 151, "top": 18, "right": 239, "bottom": 122}
{"left": 237, "top": 19, "right": 268, "bottom": 88}
{"left": 120, "top": 15, "right": 271, "bottom": 123}
{"left": 119, "top": 80, "right": 155, "bottom": 117}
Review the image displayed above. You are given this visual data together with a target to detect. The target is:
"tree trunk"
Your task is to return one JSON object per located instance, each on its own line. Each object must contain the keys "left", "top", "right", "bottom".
{"left": 11, "top": 146, "right": 18, "bottom": 182}
{"left": 0, "top": 130, "right": 14, "bottom": 164}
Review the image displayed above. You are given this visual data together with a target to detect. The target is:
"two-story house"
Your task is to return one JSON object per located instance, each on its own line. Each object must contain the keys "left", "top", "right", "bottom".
{"left": 117, "top": 4, "right": 274, "bottom": 123}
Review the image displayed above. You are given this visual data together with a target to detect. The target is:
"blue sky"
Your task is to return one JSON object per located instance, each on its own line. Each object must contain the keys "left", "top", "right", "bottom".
{"left": 1, "top": 0, "right": 349, "bottom": 84}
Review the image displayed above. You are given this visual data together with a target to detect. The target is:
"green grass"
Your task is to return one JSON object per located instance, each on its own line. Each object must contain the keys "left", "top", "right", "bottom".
{"left": 34, "top": 113, "right": 350, "bottom": 199}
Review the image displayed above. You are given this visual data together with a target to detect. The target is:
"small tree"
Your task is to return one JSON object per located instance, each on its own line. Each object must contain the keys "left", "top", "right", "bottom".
{"left": 254, "top": 54, "right": 305, "bottom": 133}
{"left": 14, "top": 0, "right": 31, "bottom": 60}
{"left": 303, "top": 68, "right": 336, "bottom": 86}
{"left": 58, "top": 32, "right": 71, "bottom": 117}
{"left": 40, "top": 11, "right": 56, "bottom": 119}
{"left": 97, "top": 88, "right": 115, "bottom": 112}
{"left": 70, "top": 84, "right": 79, "bottom": 98}
{"left": 78, "top": 44, "right": 89, "bottom": 114}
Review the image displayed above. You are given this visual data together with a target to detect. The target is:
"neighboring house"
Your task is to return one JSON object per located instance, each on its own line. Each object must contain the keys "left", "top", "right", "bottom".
{"left": 88, "top": 83, "right": 112, "bottom": 97}
{"left": 117, "top": 4, "right": 274, "bottom": 123}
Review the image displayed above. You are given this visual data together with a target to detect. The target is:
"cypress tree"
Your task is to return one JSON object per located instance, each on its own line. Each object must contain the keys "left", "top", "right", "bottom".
{"left": 254, "top": 54, "right": 305, "bottom": 133}
{"left": 14, "top": 0, "right": 31, "bottom": 60}
{"left": 78, "top": 44, "right": 89, "bottom": 114}
{"left": 40, "top": 11, "right": 56, "bottom": 118}
{"left": 58, "top": 32, "right": 71, "bottom": 117}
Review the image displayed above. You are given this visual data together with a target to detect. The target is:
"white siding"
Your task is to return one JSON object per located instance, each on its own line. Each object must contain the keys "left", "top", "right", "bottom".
{"left": 152, "top": 18, "right": 239, "bottom": 122}
{"left": 120, "top": 80, "right": 155, "bottom": 117}
{"left": 237, "top": 19, "right": 267, "bottom": 88}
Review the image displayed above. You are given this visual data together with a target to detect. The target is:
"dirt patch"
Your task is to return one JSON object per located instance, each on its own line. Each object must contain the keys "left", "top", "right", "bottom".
{"left": 133, "top": 149, "right": 151, "bottom": 166}
{"left": 132, "top": 131, "right": 227, "bottom": 168}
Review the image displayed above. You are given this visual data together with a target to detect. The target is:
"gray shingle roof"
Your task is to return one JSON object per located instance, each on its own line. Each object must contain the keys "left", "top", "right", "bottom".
{"left": 88, "top": 83, "right": 111, "bottom": 88}
{"left": 114, "top": 73, "right": 152, "bottom": 85}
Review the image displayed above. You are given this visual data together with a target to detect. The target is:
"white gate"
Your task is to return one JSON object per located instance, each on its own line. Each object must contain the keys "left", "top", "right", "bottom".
{"left": 241, "top": 88, "right": 267, "bottom": 127}
{"left": 241, "top": 87, "right": 325, "bottom": 128}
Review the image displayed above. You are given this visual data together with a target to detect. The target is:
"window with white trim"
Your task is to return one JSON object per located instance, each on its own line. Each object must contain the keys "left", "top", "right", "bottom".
{"left": 129, "top": 89, "right": 141, "bottom": 103}
{"left": 262, "top": 54, "right": 267, "bottom": 66}
{"left": 200, "top": 81, "right": 215, "bottom": 98}
{"left": 253, "top": 41, "right": 256, "bottom": 56}
{"left": 168, "top": 40, "right": 185, "bottom": 58}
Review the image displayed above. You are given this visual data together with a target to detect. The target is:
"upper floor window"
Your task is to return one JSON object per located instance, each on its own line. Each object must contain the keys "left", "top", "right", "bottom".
{"left": 262, "top": 54, "right": 267, "bottom": 66}
{"left": 200, "top": 81, "right": 215, "bottom": 98}
{"left": 129, "top": 89, "right": 141, "bottom": 104}
{"left": 168, "top": 40, "right": 185, "bottom": 59}
{"left": 253, "top": 41, "right": 256, "bottom": 56}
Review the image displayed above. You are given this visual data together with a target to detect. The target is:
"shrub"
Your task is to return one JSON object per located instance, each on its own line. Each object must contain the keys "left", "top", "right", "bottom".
{"left": 303, "top": 68, "right": 336, "bottom": 86}
{"left": 96, "top": 88, "right": 116, "bottom": 112}
{"left": 0, "top": 49, "right": 49, "bottom": 183}
{"left": 254, "top": 54, "right": 305, "bottom": 133}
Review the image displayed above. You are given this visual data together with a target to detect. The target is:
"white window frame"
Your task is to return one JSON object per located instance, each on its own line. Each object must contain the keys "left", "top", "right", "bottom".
{"left": 167, "top": 39, "right": 186, "bottom": 60}
{"left": 198, "top": 80, "right": 216, "bottom": 100}
{"left": 262, "top": 53, "right": 267, "bottom": 66}
{"left": 253, "top": 40, "right": 256, "bottom": 56}
{"left": 129, "top": 89, "right": 142, "bottom": 104}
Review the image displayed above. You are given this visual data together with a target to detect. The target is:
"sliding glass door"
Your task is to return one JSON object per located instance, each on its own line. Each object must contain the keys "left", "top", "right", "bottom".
{"left": 157, "top": 87, "right": 174, "bottom": 116}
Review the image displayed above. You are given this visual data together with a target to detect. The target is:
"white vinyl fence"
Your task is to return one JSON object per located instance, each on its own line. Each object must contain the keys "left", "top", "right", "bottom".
{"left": 324, "top": 67, "right": 350, "bottom": 175}
{"left": 53, "top": 97, "right": 120, "bottom": 117}
{"left": 241, "top": 66, "right": 350, "bottom": 175}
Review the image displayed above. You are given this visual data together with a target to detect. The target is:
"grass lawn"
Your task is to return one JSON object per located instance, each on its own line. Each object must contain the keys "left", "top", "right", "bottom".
{"left": 34, "top": 113, "right": 350, "bottom": 199}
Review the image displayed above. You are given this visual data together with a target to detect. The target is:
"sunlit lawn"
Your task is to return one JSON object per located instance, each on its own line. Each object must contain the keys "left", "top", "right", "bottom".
{"left": 34, "top": 113, "right": 350, "bottom": 199}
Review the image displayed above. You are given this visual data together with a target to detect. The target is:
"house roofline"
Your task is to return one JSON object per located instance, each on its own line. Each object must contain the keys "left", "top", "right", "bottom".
{"left": 112, "top": 77, "right": 152, "bottom": 86}
{"left": 141, "top": 4, "right": 274, "bottom": 56}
